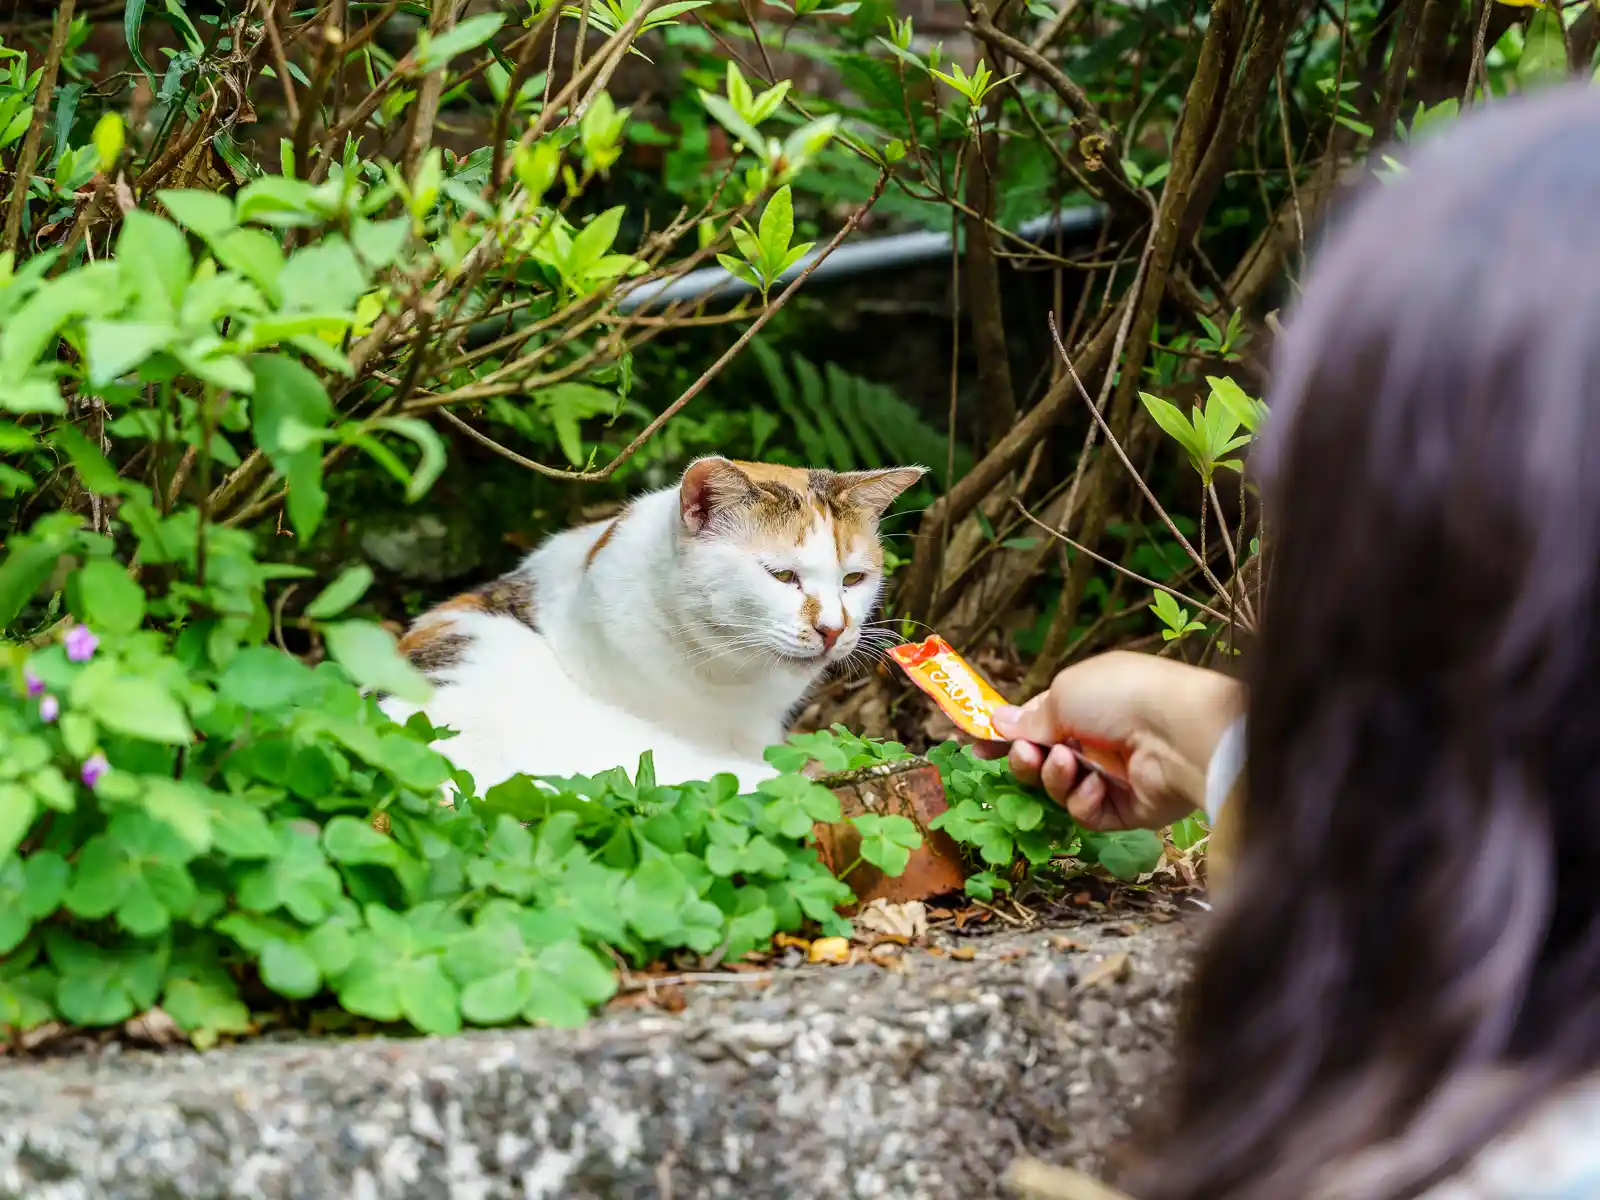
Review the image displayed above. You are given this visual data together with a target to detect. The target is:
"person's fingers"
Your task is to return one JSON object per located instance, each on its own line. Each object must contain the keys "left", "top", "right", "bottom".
{"left": 971, "top": 740, "right": 1008, "bottom": 760}
{"left": 1008, "top": 739, "right": 1045, "bottom": 787}
{"left": 1038, "top": 743, "right": 1082, "bottom": 803}
{"left": 992, "top": 696, "right": 1059, "bottom": 744}
{"left": 1061, "top": 773, "right": 1117, "bottom": 829}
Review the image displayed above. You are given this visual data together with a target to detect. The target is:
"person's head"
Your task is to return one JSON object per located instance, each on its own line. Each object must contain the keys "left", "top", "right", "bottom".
{"left": 1141, "top": 86, "right": 1600, "bottom": 1199}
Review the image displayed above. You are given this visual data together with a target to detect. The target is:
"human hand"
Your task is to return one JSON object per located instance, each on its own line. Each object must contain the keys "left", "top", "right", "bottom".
{"left": 973, "top": 651, "right": 1242, "bottom": 832}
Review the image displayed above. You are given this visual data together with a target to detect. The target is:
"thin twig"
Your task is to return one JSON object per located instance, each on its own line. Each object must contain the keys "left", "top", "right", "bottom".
{"left": 260, "top": 0, "right": 300, "bottom": 122}
{"left": 1047, "top": 311, "right": 1238, "bottom": 608}
{"left": 1464, "top": 0, "right": 1494, "bottom": 103}
{"left": 1013, "top": 502, "right": 1233, "bottom": 625}
{"left": 463, "top": 172, "right": 890, "bottom": 481}
{"left": 404, "top": 0, "right": 456, "bottom": 178}
{"left": 618, "top": 971, "right": 774, "bottom": 992}
{"left": 1028, "top": 0, "right": 1083, "bottom": 52}
{"left": 2, "top": 0, "right": 75, "bottom": 254}
{"left": 434, "top": 407, "right": 550, "bottom": 470}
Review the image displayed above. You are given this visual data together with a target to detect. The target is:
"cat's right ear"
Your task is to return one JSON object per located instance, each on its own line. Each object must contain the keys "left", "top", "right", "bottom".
{"left": 680, "top": 457, "right": 757, "bottom": 534}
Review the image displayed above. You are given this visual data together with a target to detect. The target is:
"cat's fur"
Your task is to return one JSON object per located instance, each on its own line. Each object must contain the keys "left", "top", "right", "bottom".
{"left": 379, "top": 458, "right": 923, "bottom": 793}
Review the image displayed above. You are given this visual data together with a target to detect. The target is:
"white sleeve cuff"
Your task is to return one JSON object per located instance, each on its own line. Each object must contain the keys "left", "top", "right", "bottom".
{"left": 1203, "top": 715, "right": 1247, "bottom": 820}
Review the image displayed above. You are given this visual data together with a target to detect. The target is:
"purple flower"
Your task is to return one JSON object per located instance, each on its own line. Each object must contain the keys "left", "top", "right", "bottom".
{"left": 24, "top": 668, "right": 44, "bottom": 697}
{"left": 80, "top": 752, "right": 109, "bottom": 789}
{"left": 64, "top": 625, "right": 99, "bottom": 663}
{"left": 39, "top": 695, "right": 59, "bottom": 724}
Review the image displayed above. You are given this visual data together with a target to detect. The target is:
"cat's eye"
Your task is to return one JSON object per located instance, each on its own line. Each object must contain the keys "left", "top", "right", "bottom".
{"left": 769, "top": 569, "right": 798, "bottom": 585}
{"left": 842, "top": 572, "right": 867, "bottom": 587}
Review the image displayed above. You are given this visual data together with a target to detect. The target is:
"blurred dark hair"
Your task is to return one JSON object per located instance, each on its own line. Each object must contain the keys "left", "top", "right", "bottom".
{"left": 1136, "top": 85, "right": 1600, "bottom": 1200}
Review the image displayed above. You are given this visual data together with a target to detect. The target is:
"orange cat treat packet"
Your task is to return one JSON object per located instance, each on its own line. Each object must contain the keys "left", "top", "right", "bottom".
{"left": 888, "top": 635, "right": 1009, "bottom": 739}
{"left": 888, "top": 635, "right": 1129, "bottom": 786}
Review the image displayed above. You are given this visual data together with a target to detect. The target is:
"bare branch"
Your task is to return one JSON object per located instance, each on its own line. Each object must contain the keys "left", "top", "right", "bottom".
{"left": 2, "top": 0, "right": 75, "bottom": 254}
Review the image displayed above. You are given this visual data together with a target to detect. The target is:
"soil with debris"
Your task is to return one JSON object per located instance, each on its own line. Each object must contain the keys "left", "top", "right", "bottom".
{"left": 0, "top": 902, "right": 1200, "bottom": 1200}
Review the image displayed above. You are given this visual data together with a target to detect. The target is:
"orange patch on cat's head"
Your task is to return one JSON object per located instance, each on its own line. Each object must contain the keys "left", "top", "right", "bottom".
{"left": 681, "top": 458, "right": 926, "bottom": 559}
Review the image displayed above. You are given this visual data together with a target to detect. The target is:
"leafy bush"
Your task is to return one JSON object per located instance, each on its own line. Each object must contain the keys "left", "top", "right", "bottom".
{"left": 0, "top": 596, "right": 864, "bottom": 1042}
{"left": 770, "top": 725, "right": 1166, "bottom": 898}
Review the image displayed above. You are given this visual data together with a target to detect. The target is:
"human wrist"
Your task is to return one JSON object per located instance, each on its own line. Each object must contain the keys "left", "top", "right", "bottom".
{"left": 1145, "top": 663, "right": 1245, "bottom": 785}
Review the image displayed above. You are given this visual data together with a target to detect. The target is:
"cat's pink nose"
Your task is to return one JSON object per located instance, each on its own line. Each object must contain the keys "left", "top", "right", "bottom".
{"left": 815, "top": 623, "right": 843, "bottom": 651}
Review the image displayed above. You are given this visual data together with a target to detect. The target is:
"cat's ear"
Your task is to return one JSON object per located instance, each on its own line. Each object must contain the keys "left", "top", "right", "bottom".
{"left": 680, "top": 457, "right": 758, "bottom": 534}
{"left": 832, "top": 466, "right": 927, "bottom": 516}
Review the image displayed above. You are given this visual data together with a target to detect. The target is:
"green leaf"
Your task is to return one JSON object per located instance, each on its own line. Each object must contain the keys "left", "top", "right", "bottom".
{"left": 0, "top": 515, "right": 79, "bottom": 627}
{"left": 1140, "top": 391, "right": 1204, "bottom": 460}
{"left": 124, "top": 0, "right": 157, "bottom": 82}
{"left": 236, "top": 822, "right": 343, "bottom": 922}
{"left": 1080, "top": 829, "right": 1163, "bottom": 880}
{"left": 278, "top": 238, "right": 366, "bottom": 313}
{"left": 305, "top": 565, "right": 375, "bottom": 621}
{"left": 251, "top": 354, "right": 333, "bottom": 539}
{"left": 140, "top": 779, "right": 215, "bottom": 854}
{"left": 323, "top": 620, "right": 433, "bottom": 703}
{"left": 756, "top": 773, "right": 841, "bottom": 837}
{"left": 157, "top": 189, "right": 237, "bottom": 238}
{"left": 0, "top": 784, "right": 40, "bottom": 864}
{"left": 1206, "top": 375, "right": 1266, "bottom": 434}
{"left": 260, "top": 938, "right": 322, "bottom": 999}
{"left": 217, "top": 646, "right": 319, "bottom": 710}
{"left": 286, "top": 449, "right": 328, "bottom": 540}
{"left": 995, "top": 791, "right": 1044, "bottom": 832}
{"left": 1170, "top": 813, "right": 1208, "bottom": 851}
{"left": 47, "top": 933, "right": 166, "bottom": 1026}
{"left": 323, "top": 815, "right": 400, "bottom": 866}
{"left": 72, "top": 558, "right": 145, "bottom": 634}
{"left": 1518, "top": 7, "right": 1569, "bottom": 86}
{"left": 369, "top": 417, "right": 445, "bottom": 502}
{"left": 51, "top": 422, "right": 128, "bottom": 496}
{"left": 212, "top": 228, "right": 285, "bottom": 297}
{"left": 162, "top": 974, "right": 252, "bottom": 1044}
{"left": 531, "top": 382, "right": 618, "bottom": 466}
{"left": 73, "top": 668, "right": 192, "bottom": 745}
{"left": 63, "top": 814, "right": 197, "bottom": 936}
{"left": 850, "top": 813, "right": 921, "bottom": 877}
{"left": 569, "top": 206, "right": 625, "bottom": 273}
{"left": 757, "top": 185, "right": 795, "bottom": 269}
{"left": 83, "top": 319, "right": 175, "bottom": 386}
{"left": 2, "top": 377, "right": 66, "bottom": 415}
{"left": 117, "top": 210, "right": 190, "bottom": 321}
{"left": 251, "top": 355, "right": 333, "bottom": 462}
{"left": 337, "top": 908, "right": 463, "bottom": 1035}
{"left": 0, "top": 858, "right": 39, "bottom": 954}
{"left": 416, "top": 12, "right": 505, "bottom": 71}
{"left": 699, "top": 91, "right": 766, "bottom": 152}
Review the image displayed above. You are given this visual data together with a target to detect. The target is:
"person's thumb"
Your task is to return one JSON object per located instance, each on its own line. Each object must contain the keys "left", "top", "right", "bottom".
{"left": 992, "top": 694, "right": 1061, "bottom": 744}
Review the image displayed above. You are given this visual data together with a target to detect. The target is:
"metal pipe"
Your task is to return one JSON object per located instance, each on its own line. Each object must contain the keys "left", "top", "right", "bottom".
{"left": 461, "top": 205, "right": 1106, "bottom": 348}
{"left": 615, "top": 205, "right": 1105, "bottom": 313}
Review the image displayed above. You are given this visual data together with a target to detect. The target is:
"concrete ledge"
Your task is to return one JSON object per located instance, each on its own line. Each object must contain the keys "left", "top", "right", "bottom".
{"left": 0, "top": 919, "right": 1192, "bottom": 1200}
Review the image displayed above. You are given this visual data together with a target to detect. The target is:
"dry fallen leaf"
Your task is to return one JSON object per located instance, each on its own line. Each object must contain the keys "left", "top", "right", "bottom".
{"left": 855, "top": 898, "right": 929, "bottom": 941}
{"left": 1077, "top": 951, "right": 1131, "bottom": 991}
{"left": 124, "top": 1007, "right": 184, "bottom": 1047}
{"left": 868, "top": 943, "right": 906, "bottom": 971}
{"left": 1005, "top": 1157, "right": 1136, "bottom": 1199}
{"left": 950, "top": 946, "right": 977, "bottom": 961}
{"left": 809, "top": 936, "right": 852, "bottom": 965}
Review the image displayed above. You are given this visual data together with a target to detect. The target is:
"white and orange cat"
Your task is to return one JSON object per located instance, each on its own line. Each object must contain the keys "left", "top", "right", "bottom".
{"left": 380, "top": 457, "right": 924, "bottom": 793}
